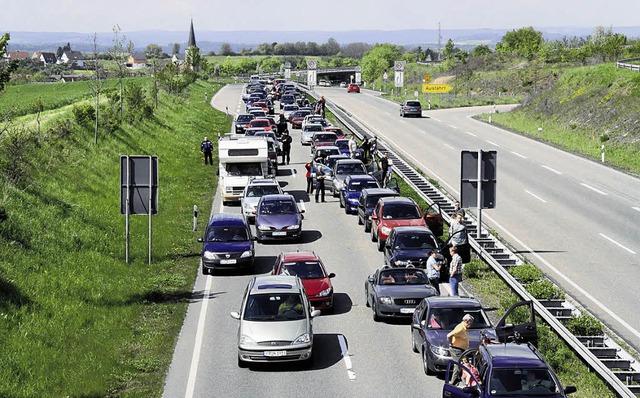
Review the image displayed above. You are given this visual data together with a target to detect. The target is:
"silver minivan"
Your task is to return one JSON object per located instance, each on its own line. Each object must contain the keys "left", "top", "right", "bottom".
{"left": 231, "top": 275, "right": 321, "bottom": 367}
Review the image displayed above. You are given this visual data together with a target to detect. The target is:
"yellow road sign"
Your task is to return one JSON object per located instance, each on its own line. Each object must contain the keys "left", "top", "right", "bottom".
{"left": 422, "top": 83, "right": 453, "bottom": 93}
{"left": 424, "top": 74, "right": 431, "bottom": 82}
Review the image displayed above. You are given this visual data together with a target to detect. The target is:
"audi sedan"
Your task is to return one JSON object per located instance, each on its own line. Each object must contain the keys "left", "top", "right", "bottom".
{"left": 365, "top": 266, "right": 438, "bottom": 322}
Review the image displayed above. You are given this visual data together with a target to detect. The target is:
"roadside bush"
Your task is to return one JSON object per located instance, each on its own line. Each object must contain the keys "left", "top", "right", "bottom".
{"left": 566, "top": 314, "right": 604, "bottom": 336}
{"left": 72, "top": 103, "right": 94, "bottom": 124}
{"left": 537, "top": 323, "right": 575, "bottom": 371}
{"left": 509, "top": 264, "right": 543, "bottom": 284}
{"left": 47, "top": 118, "right": 74, "bottom": 139}
{"left": 463, "top": 259, "right": 485, "bottom": 279}
{"left": 526, "top": 279, "right": 565, "bottom": 300}
{"left": 0, "top": 126, "right": 35, "bottom": 187}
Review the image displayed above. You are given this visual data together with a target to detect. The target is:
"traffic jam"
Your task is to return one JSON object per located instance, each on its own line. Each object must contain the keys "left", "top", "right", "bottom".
{"left": 202, "top": 75, "right": 577, "bottom": 397}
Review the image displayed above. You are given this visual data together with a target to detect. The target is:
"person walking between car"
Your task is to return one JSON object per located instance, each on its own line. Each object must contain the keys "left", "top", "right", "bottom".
{"left": 449, "top": 246, "right": 463, "bottom": 296}
{"left": 361, "top": 138, "right": 370, "bottom": 163}
{"left": 305, "top": 160, "right": 315, "bottom": 195}
{"left": 447, "top": 314, "right": 474, "bottom": 386}
{"left": 348, "top": 135, "right": 358, "bottom": 159}
{"left": 426, "top": 250, "right": 443, "bottom": 295}
{"left": 277, "top": 113, "right": 287, "bottom": 137}
{"left": 318, "top": 95, "right": 326, "bottom": 118}
{"left": 201, "top": 136, "right": 213, "bottom": 165}
{"left": 379, "top": 152, "right": 390, "bottom": 186}
{"left": 315, "top": 164, "right": 326, "bottom": 203}
{"left": 280, "top": 130, "right": 292, "bottom": 165}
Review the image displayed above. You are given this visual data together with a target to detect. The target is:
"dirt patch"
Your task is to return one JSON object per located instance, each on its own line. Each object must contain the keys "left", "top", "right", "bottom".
{"left": 431, "top": 75, "right": 456, "bottom": 84}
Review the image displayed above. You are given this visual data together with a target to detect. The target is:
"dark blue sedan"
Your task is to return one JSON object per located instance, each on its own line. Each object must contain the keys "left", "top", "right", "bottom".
{"left": 198, "top": 213, "right": 255, "bottom": 274}
{"left": 255, "top": 194, "right": 304, "bottom": 242}
{"left": 339, "top": 174, "right": 380, "bottom": 214}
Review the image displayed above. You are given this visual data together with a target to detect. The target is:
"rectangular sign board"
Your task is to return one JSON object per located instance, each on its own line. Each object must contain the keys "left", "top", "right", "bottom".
{"left": 120, "top": 155, "right": 158, "bottom": 215}
{"left": 460, "top": 150, "right": 496, "bottom": 209}
{"left": 422, "top": 84, "right": 453, "bottom": 93}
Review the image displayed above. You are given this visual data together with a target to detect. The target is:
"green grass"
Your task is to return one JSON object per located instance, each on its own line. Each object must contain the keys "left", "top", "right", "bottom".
{"left": 0, "top": 79, "right": 226, "bottom": 397}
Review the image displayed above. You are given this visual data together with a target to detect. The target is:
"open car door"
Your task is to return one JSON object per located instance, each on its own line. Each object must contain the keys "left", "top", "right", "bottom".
{"left": 443, "top": 356, "right": 483, "bottom": 398}
{"left": 424, "top": 202, "right": 444, "bottom": 237}
{"left": 495, "top": 301, "right": 537, "bottom": 346}
{"left": 386, "top": 177, "right": 400, "bottom": 194}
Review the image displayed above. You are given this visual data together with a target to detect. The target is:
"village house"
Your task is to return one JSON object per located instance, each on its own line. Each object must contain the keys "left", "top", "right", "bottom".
{"left": 32, "top": 51, "right": 57, "bottom": 66}
{"left": 58, "top": 50, "right": 84, "bottom": 68}
{"left": 5, "top": 50, "right": 30, "bottom": 61}
{"left": 127, "top": 52, "right": 147, "bottom": 69}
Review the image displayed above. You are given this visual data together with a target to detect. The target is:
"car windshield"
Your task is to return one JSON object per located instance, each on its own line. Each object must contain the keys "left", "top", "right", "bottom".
{"left": 426, "top": 308, "right": 492, "bottom": 330}
{"left": 335, "top": 140, "right": 349, "bottom": 150}
{"left": 406, "top": 101, "right": 421, "bottom": 107}
{"left": 225, "top": 163, "right": 263, "bottom": 176}
{"left": 251, "top": 120, "right": 269, "bottom": 127}
{"left": 259, "top": 200, "right": 297, "bottom": 215}
{"left": 205, "top": 226, "right": 248, "bottom": 242}
{"left": 279, "top": 261, "right": 326, "bottom": 279}
{"left": 237, "top": 115, "right": 253, "bottom": 122}
{"left": 283, "top": 105, "right": 298, "bottom": 111}
{"left": 305, "top": 125, "right": 323, "bottom": 132}
{"left": 246, "top": 185, "right": 280, "bottom": 197}
{"left": 382, "top": 204, "right": 420, "bottom": 219}
{"left": 378, "top": 269, "right": 428, "bottom": 285}
{"left": 348, "top": 180, "right": 378, "bottom": 192}
{"left": 314, "top": 133, "right": 337, "bottom": 142}
{"left": 244, "top": 293, "right": 306, "bottom": 321}
{"left": 367, "top": 195, "right": 388, "bottom": 207}
{"left": 488, "top": 368, "right": 558, "bottom": 396}
{"left": 336, "top": 163, "right": 366, "bottom": 175}
{"left": 393, "top": 233, "right": 437, "bottom": 250}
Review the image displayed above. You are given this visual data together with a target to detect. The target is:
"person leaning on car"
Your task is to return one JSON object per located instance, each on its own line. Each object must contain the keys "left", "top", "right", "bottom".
{"left": 447, "top": 314, "right": 474, "bottom": 385}
{"left": 426, "top": 250, "right": 443, "bottom": 295}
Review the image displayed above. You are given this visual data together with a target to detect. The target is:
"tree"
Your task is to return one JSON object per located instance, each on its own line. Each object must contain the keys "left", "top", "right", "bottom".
{"left": 109, "top": 25, "right": 134, "bottom": 122}
{"left": 322, "top": 38, "right": 341, "bottom": 56}
{"left": 473, "top": 45, "right": 492, "bottom": 57}
{"left": 31, "top": 96, "right": 44, "bottom": 139}
{"left": 219, "top": 43, "right": 233, "bottom": 56}
{"left": 185, "top": 45, "right": 201, "bottom": 71}
{"left": 496, "top": 27, "right": 543, "bottom": 60}
{"left": 443, "top": 39, "right": 456, "bottom": 60}
{"left": 260, "top": 57, "right": 281, "bottom": 73}
{"left": 145, "top": 43, "right": 163, "bottom": 59}
{"left": 171, "top": 43, "right": 180, "bottom": 55}
{"left": 87, "top": 33, "right": 105, "bottom": 145}
{"left": 0, "top": 33, "right": 18, "bottom": 94}
{"left": 361, "top": 44, "right": 403, "bottom": 82}
{"left": 123, "top": 81, "right": 153, "bottom": 123}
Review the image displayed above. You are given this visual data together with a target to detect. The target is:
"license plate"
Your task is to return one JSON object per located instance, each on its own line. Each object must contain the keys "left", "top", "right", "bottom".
{"left": 220, "top": 259, "right": 236, "bottom": 265}
{"left": 272, "top": 231, "right": 287, "bottom": 236}
{"left": 400, "top": 308, "right": 416, "bottom": 314}
{"left": 264, "top": 350, "right": 287, "bottom": 357}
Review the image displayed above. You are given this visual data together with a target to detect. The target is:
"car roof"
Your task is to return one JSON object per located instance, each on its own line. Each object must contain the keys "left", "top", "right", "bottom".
{"left": 336, "top": 159, "right": 365, "bottom": 165}
{"left": 390, "top": 226, "right": 434, "bottom": 235}
{"left": 250, "top": 275, "right": 303, "bottom": 294}
{"left": 362, "top": 188, "right": 399, "bottom": 196}
{"left": 208, "top": 213, "right": 248, "bottom": 226}
{"left": 425, "top": 296, "right": 483, "bottom": 308}
{"left": 259, "top": 194, "right": 295, "bottom": 201}
{"left": 247, "top": 178, "right": 279, "bottom": 186}
{"left": 379, "top": 196, "right": 416, "bottom": 205}
{"left": 485, "top": 343, "right": 548, "bottom": 368}
{"left": 346, "top": 174, "right": 377, "bottom": 182}
{"left": 280, "top": 251, "right": 320, "bottom": 262}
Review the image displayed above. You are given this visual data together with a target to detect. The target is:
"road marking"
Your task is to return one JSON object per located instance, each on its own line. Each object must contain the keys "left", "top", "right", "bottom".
{"left": 338, "top": 334, "right": 356, "bottom": 381}
{"left": 465, "top": 131, "right": 477, "bottom": 137}
{"left": 633, "top": 207, "right": 640, "bottom": 213}
{"left": 448, "top": 124, "right": 458, "bottom": 129}
{"left": 431, "top": 117, "right": 442, "bottom": 123}
{"left": 299, "top": 199, "right": 306, "bottom": 214}
{"left": 600, "top": 233, "right": 636, "bottom": 254}
{"left": 419, "top": 130, "right": 429, "bottom": 135}
{"left": 486, "top": 140, "right": 501, "bottom": 147}
{"left": 484, "top": 213, "right": 640, "bottom": 341}
{"left": 580, "top": 183, "right": 608, "bottom": 196}
{"left": 525, "top": 190, "right": 547, "bottom": 203}
{"left": 443, "top": 143, "right": 455, "bottom": 150}
{"left": 541, "top": 165, "right": 562, "bottom": 175}
{"left": 511, "top": 151, "right": 527, "bottom": 159}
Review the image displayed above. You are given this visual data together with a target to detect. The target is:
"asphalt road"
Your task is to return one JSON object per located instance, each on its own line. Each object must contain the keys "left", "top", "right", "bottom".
{"left": 313, "top": 86, "right": 640, "bottom": 352}
{"left": 162, "top": 84, "right": 446, "bottom": 397}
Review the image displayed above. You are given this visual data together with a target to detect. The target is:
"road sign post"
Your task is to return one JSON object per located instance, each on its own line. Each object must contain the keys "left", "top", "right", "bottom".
{"left": 460, "top": 150, "right": 497, "bottom": 238}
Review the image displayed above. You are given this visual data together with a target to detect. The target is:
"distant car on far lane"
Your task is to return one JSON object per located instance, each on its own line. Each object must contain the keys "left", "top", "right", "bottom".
{"left": 347, "top": 83, "right": 360, "bottom": 93}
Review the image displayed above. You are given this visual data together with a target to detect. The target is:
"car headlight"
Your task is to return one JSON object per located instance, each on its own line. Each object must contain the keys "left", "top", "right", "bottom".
{"left": 286, "top": 224, "right": 300, "bottom": 230}
{"left": 292, "top": 333, "right": 311, "bottom": 345}
{"left": 348, "top": 198, "right": 358, "bottom": 204}
{"left": 430, "top": 345, "right": 451, "bottom": 357}
{"left": 316, "top": 287, "right": 332, "bottom": 297}
{"left": 239, "top": 334, "right": 257, "bottom": 347}
{"left": 378, "top": 296, "right": 392, "bottom": 305}
{"left": 240, "top": 250, "right": 253, "bottom": 258}
{"left": 257, "top": 225, "right": 271, "bottom": 231}
{"left": 394, "top": 259, "right": 410, "bottom": 266}
{"left": 203, "top": 251, "right": 218, "bottom": 260}
{"left": 381, "top": 226, "right": 392, "bottom": 235}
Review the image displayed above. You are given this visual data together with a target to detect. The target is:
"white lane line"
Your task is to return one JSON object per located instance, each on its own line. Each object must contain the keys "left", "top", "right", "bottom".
{"left": 580, "top": 183, "right": 608, "bottom": 196}
{"left": 448, "top": 124, "right": 458, "bottom": 129}
{"left": 511, "top": 151, "right": 527, "bottom": 159}
{"left": 525, "top": 190, "right": 547, "bottom": 203}
{"left": 541, "top": 165, "right": 562, "bottom": 175}
{"left": 443, "top": 143, "right": 455, "bottom": 150}
{"left": 486, "top": 140, "right": 501, "bottom": 147}
{"left": 465, "top": 131, "right": 477, "bottom": 137}
{"left": 431, "top": 117, "right": 443, "bottom": 123}
{"left": 419, "top": 130, "right": 429, "bottom": 135}
{"left": 633, "top": 207, "right": 640, "bottom": 213}
{"left": 337, "top": 334, "right": 356, "bottom": 381}
{"left": 600, "top": 233, "right": 636, "bottom": 254}
{"left": 483, "top": 213, "right": 640, "bottom": 341}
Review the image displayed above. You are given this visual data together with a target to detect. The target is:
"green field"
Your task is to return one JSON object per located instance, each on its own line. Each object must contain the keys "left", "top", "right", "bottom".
{"left": 0, "top": 78, "right": 224, "bottom": 397}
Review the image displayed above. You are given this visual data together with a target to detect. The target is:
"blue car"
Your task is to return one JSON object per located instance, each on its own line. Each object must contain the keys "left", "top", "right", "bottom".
{"left": 198, "top": 213, "right": 255, "bottom": 275}
{"left": 383, "top": 226, "right": 440, "bottom": 268}
{"left": 339, "top": 174, "right": 380, "bottom": 214}
{"left": 255, "top": 194, "right": 304, "bottom": 242}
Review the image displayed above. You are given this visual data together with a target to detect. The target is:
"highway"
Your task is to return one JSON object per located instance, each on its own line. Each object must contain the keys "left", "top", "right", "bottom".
{"left": 313, "top": 86, "right": 640, "bottom": 352}
{"left": 162, "top": 84, "right": 445, "bottom": 397}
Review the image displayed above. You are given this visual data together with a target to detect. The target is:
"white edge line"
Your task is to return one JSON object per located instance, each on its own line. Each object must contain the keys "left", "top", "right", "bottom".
{"left": 483, "top": 214, "right": 640, "bottom": 341}
{"left": 580, "top": 183, "right": 608, "bottom": 196}
{"left": 486, "top": 140, "right": 501, "bottom": 147}
{"left": 600, "top": 233, "right": 636, "bottom": 254}
{"left": 541, "top": 165, "right": 562, "bottom": 175}
{"left": 338, "top": 334, "right": 356, "bottom": 381}
{"left": 524, "top": 190, "right": 547, "bottom": 203}
{"left": 465, "top": 131, "right": 477, "bottom": 137}
{"left": 448, "top": 124, "right": 458, "bottom": 129}
{"left": 431, "top": 117, "right": 443, "bottom": 123}
{"left": 511, "top": 151, "right": 527, "bottom": 159}
{"left": 633, "top": 207, "right": 640, "bottom": 213}
{"left": 443, "top": 143, "right": 455, "bottom": 150}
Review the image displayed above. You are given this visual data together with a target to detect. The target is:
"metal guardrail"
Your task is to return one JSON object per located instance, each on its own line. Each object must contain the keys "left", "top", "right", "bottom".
{"left": 301, "top": 86, "right": 639, "bottom": 397}
{"left": 617, "top": 58, "right": 640, "bottom": 71}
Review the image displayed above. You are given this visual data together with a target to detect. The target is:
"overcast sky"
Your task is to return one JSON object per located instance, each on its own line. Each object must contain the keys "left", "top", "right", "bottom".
{"left": 3, "top": 0, "right": 639, "bottom": 33}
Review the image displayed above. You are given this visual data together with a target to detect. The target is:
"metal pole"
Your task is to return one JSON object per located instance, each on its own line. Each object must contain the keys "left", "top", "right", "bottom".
{"left": 601, "top": 144, "right": 605, "bottom": 162}
{"left": 148, "top": 156, "right": 152, "bottom": 265}
{"left": 193, "top": 205, "right": 198, "bottom": 231}
{"left": 125, "top": 156, "right": 130, "bottom": 264}
{"left": 477, "top": 150, "right": 483, "bottom": 239}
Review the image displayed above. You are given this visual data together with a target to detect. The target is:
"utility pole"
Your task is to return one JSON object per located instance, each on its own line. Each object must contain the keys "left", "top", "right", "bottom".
{"left": 437, "top": 22, "right": 442, "bottom": 62}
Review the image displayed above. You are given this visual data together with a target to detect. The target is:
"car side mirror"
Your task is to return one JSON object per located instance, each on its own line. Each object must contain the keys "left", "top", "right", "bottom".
{"left": 230, "top": 311, "right": 241, "bottom": 320}
{"left": 310, "top": 309, "right": 321, "bottom": 318}
{"left": 371, "top": 214, "right": 378, "bottom": 220}
{"left": 197, "top": 238, "right": 203, "bottom": 242}
{"left": 328, "top": 273, "right": 336, "bottom": 278}
{"left": 411, "top": 322, "right": 421, "bottom": 330}
{"left": 368, "top": 276, "right": 374, "bottom": 283}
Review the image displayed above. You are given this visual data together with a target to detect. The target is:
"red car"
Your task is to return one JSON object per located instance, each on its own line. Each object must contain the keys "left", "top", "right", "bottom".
{"left": 253, "top": 101, "right": 269, "bottom": 113}
{"left": 248, "top": 118, "right": 273, "bottom": 131}
{"left": 370, "top": 197, "right": 427, "bottom": 251}
{"left": 347, "top": 83, "right": 360, "bottom": 93}
{"left": 324, "top": 126, "right": 345, "bottom": 139}
{"left": 289, "top": 110, "right": 312, "bottom": 129}
{"left": 271, "top": 251, "right": 335, "bottom": 311}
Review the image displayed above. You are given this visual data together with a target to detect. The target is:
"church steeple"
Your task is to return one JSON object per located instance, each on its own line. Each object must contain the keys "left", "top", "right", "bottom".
{"left": 187, "top": 18, "right": 196, "bottom": 48}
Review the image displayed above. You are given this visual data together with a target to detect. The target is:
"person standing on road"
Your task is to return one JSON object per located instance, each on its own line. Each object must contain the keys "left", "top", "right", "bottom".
{"left": 447, "top": 314, "right": 474, "bottom": 385}
{"left": 201, "top": 136, "right": 213, "bottom": 165}
{"left": 448, "top": 212, "right": 469, "bottom": 263}
{"left": 280, "top": 130, "right": 292, "bottom": 165}
{"left": 348, "top": 135, "right": 358, "bottom": 159}
{"left": 379, "top": 152, "right": 390, "bottom": 186}
{"left": 277, "top": 113, "right": 287, "bottom": 137}
{"left": 361, "top": 138, "right": 370, "bottom": 163}
{"left": 426, "top": 250, "right": 443, "bottom": 295}
{"left": 315, "top": 163, "right": 326, "bottom": 203}
{"left": 318, "top": 95, "right": 326, "bottom": 118}
{"left": 449, "top": 246, "right": 463, "bottom": 296}
{"left": 305, "top": 160, "right": 315, "bottom": 194}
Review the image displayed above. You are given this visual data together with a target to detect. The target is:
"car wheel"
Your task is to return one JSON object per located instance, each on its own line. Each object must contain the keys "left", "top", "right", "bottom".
{"left": 411, "top": 332, "right": 419, "bottom": 353}
{"left": 365, "top": 292, "right": 370, "bottom": 307}
{"left": 202, "top": 267, "right": 209, "bottom": 276}
{"left": 370, "top": 227, "right": 377, "bottom": 242}
{"left": 238, "top": 356, "right": 248, "bottom": 368}
{"left": 364, "top": 220, "right": 371, "bottom": 232}
{"left": 422, "top": 348, "right": 434, "bottom": 375}
{"left": 377, "top": 238, "right": 384, "bottom": 252}
{"left": 372, "top": 301, "right": 381, "bottom": 322}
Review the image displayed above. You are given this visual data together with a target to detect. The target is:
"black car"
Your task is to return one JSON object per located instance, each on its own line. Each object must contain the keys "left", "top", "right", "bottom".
{"left": 383, "top": 226, "right": 439, "bottom": 268}
{"left": 357, "top": 188, "right": 400, "bottom": 232}
{"left": 234, "top": 114, "right": 255, "bottom": 134}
